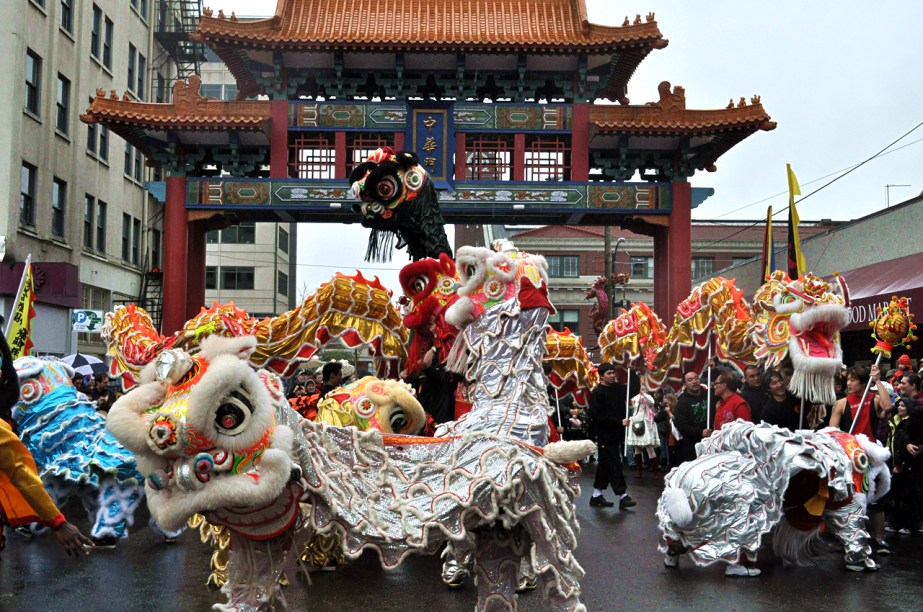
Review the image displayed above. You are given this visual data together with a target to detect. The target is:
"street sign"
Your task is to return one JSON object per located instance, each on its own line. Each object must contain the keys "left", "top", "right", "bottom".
{"left": 73, "top": 309, "right": 104, "bottom": 333}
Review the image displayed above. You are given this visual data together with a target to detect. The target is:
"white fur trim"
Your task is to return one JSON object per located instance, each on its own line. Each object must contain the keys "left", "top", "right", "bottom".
{"left": 543, "top": 440, "right": 595, "bottom": 464}
{"left": 445, "top": 296, "right": 474, "bottom": 328}
{"left": 107, "top": 381, "right": 168, "bottom": 454}
{"left": 662, "top": 487, "right": 694, "bottom": 528}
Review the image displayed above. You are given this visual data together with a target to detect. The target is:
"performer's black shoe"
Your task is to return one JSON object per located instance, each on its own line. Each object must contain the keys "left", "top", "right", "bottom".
{"left": 619, "top": 495, "right": 637, "bottom": 510}
{"left": 589, "top": 495, "right": 614, "bottom": 507}
{"left": 90, "top": 536, "right": 117, "bottom": 549}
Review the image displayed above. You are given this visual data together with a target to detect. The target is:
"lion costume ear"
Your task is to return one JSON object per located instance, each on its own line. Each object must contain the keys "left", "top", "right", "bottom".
{"left": 348, "top": 161, "right": 377, "bottom": 184}
{"left": 394, "top": 150, "right": 419, "bottom": 169}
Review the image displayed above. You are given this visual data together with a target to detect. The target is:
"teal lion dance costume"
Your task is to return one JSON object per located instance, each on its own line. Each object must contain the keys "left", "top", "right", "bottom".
{"left": 11, "top": 357, "right": 144, "bottom": 540}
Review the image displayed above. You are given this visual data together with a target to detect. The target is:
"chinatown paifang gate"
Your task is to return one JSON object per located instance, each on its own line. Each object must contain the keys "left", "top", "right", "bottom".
{"left": 81, "top": 0, "right": 775, "bottom": 335}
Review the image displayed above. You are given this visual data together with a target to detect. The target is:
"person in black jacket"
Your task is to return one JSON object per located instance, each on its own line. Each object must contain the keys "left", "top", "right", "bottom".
{"left": 587, "top": 363, "right": 636, "bottom": 510}
{"left": 673, "top": 370, "right": 714, "bottom": 464}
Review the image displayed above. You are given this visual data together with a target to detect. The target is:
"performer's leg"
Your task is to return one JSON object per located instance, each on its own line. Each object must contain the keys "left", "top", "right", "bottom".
{"left": 218, "top": 531, "right": 290, "bottom": 611}
{"left": 441, "top": 532, "right": 476, "bottom": 588}
{"left": 823, "top": 499, "right": 877, "bottom": 571}
{"left": 473, "top": 525, "right": 521, "bottom": 612}
{"left": 90, "top": 479, "right": 143, "bottom": 540}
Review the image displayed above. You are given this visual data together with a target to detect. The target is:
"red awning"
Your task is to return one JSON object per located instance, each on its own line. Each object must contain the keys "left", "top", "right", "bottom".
{"left": 833, "top": 252, "right": 923, "bottom": 332}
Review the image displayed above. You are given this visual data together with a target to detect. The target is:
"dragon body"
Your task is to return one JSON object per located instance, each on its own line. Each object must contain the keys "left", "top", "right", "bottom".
{"left": 599, "top": 271, "right": 849, "bottom": 404}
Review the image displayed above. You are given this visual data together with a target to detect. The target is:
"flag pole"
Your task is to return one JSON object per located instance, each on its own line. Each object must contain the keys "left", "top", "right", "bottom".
{"left": 5, "top": 254, "right": 32, "bottom": 338}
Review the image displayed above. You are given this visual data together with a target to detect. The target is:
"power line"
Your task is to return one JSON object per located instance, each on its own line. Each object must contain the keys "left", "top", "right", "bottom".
{"left": 698, "top": 121, "right": 923, "bottom": 250}
{"left": 711, "top": 133, "right": 923, "bottom": 220}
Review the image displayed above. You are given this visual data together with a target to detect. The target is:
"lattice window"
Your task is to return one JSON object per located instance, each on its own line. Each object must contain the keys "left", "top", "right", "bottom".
{"left": 465, "top": 134, "right": 513, "bottom": 181}
{"left": 524, "top": 135, "right": 570, "bottom": 182}
{"left": 290, "top": 134, "right": 335, "bottom": 179}
{"left": 347, "top": 133, "right": 392, "bottom": 176}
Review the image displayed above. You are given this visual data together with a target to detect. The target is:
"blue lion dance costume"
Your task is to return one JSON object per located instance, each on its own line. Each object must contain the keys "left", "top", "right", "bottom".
{"left": 11, "top": 357, "right": 144, "bottom": 541}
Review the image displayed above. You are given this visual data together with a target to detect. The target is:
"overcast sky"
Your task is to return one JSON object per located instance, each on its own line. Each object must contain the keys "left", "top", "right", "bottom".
{"left": 208, "top": 0, "right": 923, "bottom": 296}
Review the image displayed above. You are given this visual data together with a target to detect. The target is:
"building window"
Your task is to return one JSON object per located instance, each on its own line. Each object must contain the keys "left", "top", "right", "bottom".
{"left": 99, "top": 126, "right": 109, "bottom": 160}
{"left": 127, "top": 44, "right": 136, "bottom": 94}
{"left": 137, "top": 53, "right": 146, "bottom": 100}
{"left": 220, "top": 267, "right": 255, "bottom": 290}
{"left": 132, "top": 218, "right": 141, "bottom": 265}
{"left": 20, "top": 163, "right": 36, "bottom": 226}
{"left": 96, "top": 201, "right": 107, "bottom": 253}
{"left": 150, "top": 228, "right": 161, "bottom": 268}
{"left": 206, "top": 230, "right": 219, "bottom": 244}
{"left": 524, "top": 135, "right": 570, "bottom": 182}
{"left": 155, "top": 73, "right": 165, "bottom": 103}
{"left": 465, "top": 134, "right": 513, "bottom": 181}
{"left": 546, "top": 255, "right": 579, "bottom": 278}
{"left": 24, "top": 49, "right": 41, "bottom": 115}
{"left": 221, "top": 222, "right": 255, "bottom": 244}
{"left": 134, "top": 148, "right": 143, "bottom": 181}
{"left": 130, "top": 0, "right": 148, "bottom": 19}
{"left": 548, "top": 310, "right": 579, "bottom": 336}
{"left": 692, "top": 257, "right": 715, "bottom": 281}
{"left": 84, "top": 195, "right": 95, "bottom": 248}
{"left": 86, "top": 98, "right": 97, "bottom": 153}
{"left": 124, "top": 143, "right": 133, "bottom": 176}
{"left": 278, "top": 271, "right": 289, "bottom": 297}
{"left": 60, "top": 0, "right": 74, "bottom": 33}
{"left": 103, "top": 18, "right": 113, "bottom": 69}
{"left": 278, "top": 226, "right": 289, "bottom": 254}
{"left": 223, "top": 84, "right": 238, "bottom": 100}
{"left": 122, "top": 213, "right": 131, "bottom": 260}
{"left": 205, "top": 266, "right": 217, "bottom": 290}
{"left": 51, "top": 177, "right": 66, "bottom": 238}
{"left": 290, "top": 134, "right": 335, "bottom": 179}
{"left": 56, "top": 74, "right": 70, "bottom": 133}
{"left": 91, "top": 5, "right": 101, "bottom": 58}
{"left": 630, "top": 256, "right": 654, "bottom": 280}
{"left": 201, "top": 84, "right": 222, "bottom": 99}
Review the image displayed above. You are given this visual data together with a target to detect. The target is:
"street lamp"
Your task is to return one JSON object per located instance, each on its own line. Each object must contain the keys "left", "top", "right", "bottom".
{"left": 885, "top": 184, "right": 911, "bottom": 207}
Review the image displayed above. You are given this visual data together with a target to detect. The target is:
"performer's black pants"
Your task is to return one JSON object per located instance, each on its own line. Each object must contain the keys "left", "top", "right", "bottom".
{"left": 593, "top": 442, "right": 627, "bottom": 496}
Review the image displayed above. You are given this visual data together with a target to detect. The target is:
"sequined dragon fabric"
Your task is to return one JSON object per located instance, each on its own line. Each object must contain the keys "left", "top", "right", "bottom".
{"left": 435, "top": 299, "right": 551, "bottom": 446}
{"left": 657, "top": 421, "right": 888, "bottom": 568}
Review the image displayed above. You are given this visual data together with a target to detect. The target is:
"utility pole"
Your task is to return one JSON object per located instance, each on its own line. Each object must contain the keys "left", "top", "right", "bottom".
{"left": 886, "top": 184, "right": 910, "bottom": 207}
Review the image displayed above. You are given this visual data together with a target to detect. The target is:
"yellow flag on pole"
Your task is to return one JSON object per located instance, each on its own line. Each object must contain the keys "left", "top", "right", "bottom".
{"left": 786, "top": 164, "right": 806, "bottom": 279}
{"left": 5, "top": 256, "right": 36, "bottom": 359}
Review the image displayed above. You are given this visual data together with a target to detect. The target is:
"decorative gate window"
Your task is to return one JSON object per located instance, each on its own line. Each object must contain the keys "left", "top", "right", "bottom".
{"left": 465, "top": 134, "right": 513, "bottom": 181}
{"left": 290, "top": 134, "right": 335, "bottom": 179}
{"left": 524, "top": 135, "right": 570, "bottom": 182}
{"left": 347, "top": 133, "right": 393, "bottom": 175}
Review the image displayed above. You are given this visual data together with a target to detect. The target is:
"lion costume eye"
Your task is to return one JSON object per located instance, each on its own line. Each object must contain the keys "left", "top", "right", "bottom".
{"left": 375, "top": 175, "right": 400, "bottom": 202}
{"left": 409, "top": 275, "right": 430, "bottom": 296}
{"left": 389, "top": 409, "right": 409, "bottom": 433}
{"left": 215, "top": 389, "right": 253, "bottom": 435}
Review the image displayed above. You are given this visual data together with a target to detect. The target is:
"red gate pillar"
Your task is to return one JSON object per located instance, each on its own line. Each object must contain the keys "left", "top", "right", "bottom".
{"left": 186, "top": 222, "right": 206, "bottom": 320}
{"left": 653, "top": 181, "right": 692, "bottom": 320}
{"left": 163, "top": 174, "right": 189, "bottom": 334}
{"left": 570, "top": 104, "right": 589, "bottom": 181}
{"left": 270, "top": 100, "right": 288, "bottom": 178}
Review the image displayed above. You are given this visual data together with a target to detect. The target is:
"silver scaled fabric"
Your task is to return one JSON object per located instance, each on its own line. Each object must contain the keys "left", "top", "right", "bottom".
{"left": 657, "top": 421, "right": 883, "bottom": 568}
{"left": 283, "top": 406, "right": 585, "bottom": 611}
{"left": 435, "top": 299, "right": 550, "bottom": 446}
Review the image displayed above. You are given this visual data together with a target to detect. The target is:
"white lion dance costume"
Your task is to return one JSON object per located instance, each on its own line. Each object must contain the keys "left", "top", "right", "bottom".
{"left": 107, "top": 335, "right": 592, "bottom": 611}
{"left": 658, "top": 421, "right": 890, "bottom": 572}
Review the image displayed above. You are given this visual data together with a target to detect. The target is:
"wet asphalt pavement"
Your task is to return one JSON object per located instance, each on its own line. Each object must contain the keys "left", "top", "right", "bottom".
{"left": 2, "top": 465, "right": 921, "bottom": 611}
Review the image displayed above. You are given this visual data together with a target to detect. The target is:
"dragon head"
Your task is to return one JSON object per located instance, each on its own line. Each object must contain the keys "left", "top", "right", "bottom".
{"left": 399, "top": 253, "right": 459, "bottom": 331}
{"left": 751, "top": 271, "right": 849, "bottom": 404}
{"left": 107, "top": 335, "right": 300, "bottom": 536}
{"left": 445, "top": 243, "right": 553, "bottom": 328}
